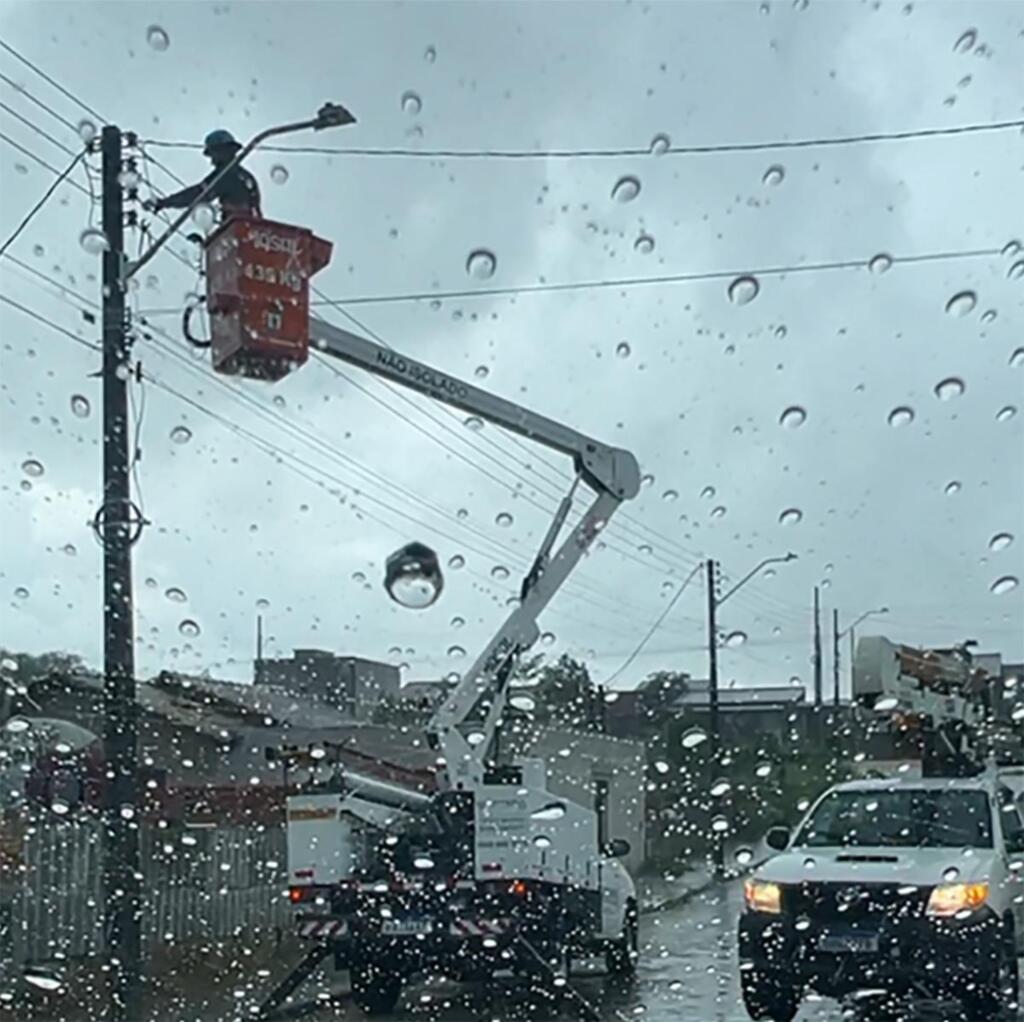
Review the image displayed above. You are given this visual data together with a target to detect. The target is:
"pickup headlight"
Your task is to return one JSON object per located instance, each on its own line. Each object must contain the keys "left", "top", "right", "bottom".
{"left": 926, "top": 882, "right": 989, "bottom": 918}
{"left": 744, "top": 879, "right": 782, "bottom": 914}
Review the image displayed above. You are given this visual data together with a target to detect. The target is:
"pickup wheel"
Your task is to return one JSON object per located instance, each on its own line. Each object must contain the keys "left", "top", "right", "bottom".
{"left": 350, "top": 964, "right": 403, "bottom": 1016}
{"left": 606, "top": 900, "right": 639, "bottom": 978}
{"left": 739, "top": 967, "right": 801, "bottom": 1022}
{"left": 962, "top": 919, "right": 1019, "bottom": 1020}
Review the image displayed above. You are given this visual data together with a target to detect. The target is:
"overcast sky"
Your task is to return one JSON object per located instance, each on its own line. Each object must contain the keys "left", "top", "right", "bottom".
{"left": 1, "top": 0, "right": 1021, "bottom": 696}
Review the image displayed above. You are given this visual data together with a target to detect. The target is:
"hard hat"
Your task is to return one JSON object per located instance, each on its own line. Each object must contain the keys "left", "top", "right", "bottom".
{"left": 203, "top": 129, "right": 240, "bottom": 155}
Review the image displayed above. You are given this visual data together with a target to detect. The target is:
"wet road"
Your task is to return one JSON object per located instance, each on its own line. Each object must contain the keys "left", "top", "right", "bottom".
{"left": 290, "top": 881, "right": 849, "bottom": 1022}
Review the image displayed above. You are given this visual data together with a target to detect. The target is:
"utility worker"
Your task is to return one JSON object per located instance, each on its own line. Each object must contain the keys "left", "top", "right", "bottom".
{"left": 145, "top": 129, "right": 262, "bottom": 220}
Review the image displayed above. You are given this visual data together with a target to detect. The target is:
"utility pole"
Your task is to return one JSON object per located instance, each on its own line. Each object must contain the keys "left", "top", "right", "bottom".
{"left": 832, "top": 608, "right": 841, "bottom": 706}
{"left": 100, "top": 124, "right": 141, "bottom": 1022}
{"left": 706, "top": 558, "right": 723, "bottom": 879}
{"left": 812, "top": 586, "right": 823, "bottom": 707}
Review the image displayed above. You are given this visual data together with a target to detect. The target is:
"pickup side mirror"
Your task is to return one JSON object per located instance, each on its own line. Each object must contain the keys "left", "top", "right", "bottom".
{"left": 602, "top": 838, "right": 631, "bottom": 859}
{"left": 765, "top": 826, "right": 790, "bottom": 852}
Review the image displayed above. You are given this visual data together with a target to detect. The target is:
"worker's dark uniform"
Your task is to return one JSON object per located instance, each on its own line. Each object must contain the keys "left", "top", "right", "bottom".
{"left": 157, "top": 164, "right": 262, "bottom": 218}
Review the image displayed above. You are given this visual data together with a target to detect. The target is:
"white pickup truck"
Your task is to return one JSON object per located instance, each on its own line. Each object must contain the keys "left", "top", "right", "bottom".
{"left": 738, "top": 775, "right": 1024, "bottom": 1021}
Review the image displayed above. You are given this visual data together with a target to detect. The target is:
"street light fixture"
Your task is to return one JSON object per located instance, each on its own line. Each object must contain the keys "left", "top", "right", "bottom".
{"left": 706, "top": 552, "right": 798, "bottom": 879}
{"left": 126, "top": 101, "right": 356, "bottom": 281}
{"left": 833, "top": 606, "right": 889, "bottom": 706}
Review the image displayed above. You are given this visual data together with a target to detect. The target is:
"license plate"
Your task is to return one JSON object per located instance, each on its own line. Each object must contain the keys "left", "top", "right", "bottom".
{"left": 381, "top": 918, "right": 433, "bottom": 936}
{"left": 819, "top": 932, "right": 879, "bottom": 954}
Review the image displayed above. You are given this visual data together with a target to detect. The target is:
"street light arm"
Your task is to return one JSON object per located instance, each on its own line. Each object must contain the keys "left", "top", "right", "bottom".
{"left": 125, "top": 102, "right": 357, "bottom": 282}
{"left": 717, "top": 553, "right": 797, "bottom": 607}
{"left": 838, "top": 606, "right": 889, "bottom": 639}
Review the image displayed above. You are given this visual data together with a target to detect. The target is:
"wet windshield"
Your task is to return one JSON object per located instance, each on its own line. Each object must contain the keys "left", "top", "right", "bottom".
{"left": 1, "top": 1, "right": 1022, "bottom": 1020}
{"left": 795, "top": 788, "right": 993, "bottom": 848}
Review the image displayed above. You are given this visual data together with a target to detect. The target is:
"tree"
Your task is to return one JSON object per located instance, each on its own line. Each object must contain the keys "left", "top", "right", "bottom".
{"left": 533, "top": 654, "right": 596, "bottom": 727}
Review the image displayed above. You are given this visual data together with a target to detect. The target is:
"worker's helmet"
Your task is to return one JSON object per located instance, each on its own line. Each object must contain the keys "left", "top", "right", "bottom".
{"left": 203, "top": 129, "right": 240, "bottom": 156}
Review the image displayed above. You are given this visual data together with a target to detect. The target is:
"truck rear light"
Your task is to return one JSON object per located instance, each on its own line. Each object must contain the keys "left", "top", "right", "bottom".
{"left": 288, "top": 887, "right": 308, "bottom": 903}
{"left": 482, "top": 862, "right": 502, "bottom": 873}
{"left": 510, "top": 880, "right": 528, "bottom": 897}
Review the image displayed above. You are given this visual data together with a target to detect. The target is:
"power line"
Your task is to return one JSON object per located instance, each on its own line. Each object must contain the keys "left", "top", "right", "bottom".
{"left": 0, "top": 291, "right": 99, "bottom": 351}
{"left": 0, "top": 39, "right": 103, "bottom": 123}
{"left": 141, "top": 117, "right": 1024, "bottom": 161}
{"left": 0, "top": 97, "right": 79, "bottom": 157}
{"left": 0, "top": 130, "right": 90, "bottom": 196}
{"left": 0, "top": 148, "right": 84, "bottom": 256}
{"left": 132, "top": 243, "right": 1008, "bottom": 319}
{"left": 317, "top": 245, "right": 1007, "bottom": 308}
{"left": 601, "top": 560, "right": 704, "bottom": 686}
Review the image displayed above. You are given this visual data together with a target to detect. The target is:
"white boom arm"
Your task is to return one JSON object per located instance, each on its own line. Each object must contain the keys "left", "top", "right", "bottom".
{"left": 308, "top": 317, "right": 641, "bottom": 788}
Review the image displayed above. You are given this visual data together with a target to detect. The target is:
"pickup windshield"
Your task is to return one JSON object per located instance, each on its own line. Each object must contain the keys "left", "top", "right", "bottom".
{"left": 794, "top": 789, "right": 993, "bottom": 849}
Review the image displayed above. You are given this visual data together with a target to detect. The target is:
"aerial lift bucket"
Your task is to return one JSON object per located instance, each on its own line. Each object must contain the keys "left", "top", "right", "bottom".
{"left": 204, "top": 216, "right": 332, "bottom": 381}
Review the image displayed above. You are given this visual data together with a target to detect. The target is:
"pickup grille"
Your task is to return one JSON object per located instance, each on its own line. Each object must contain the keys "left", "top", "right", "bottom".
{"left": 785, "top": 882, "right": 931, "bottom": 923}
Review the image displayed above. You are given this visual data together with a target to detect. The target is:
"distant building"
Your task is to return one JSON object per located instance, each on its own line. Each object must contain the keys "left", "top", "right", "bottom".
{"left": 666, "top": 679, "right": 808, "bottom": 740}
{"left": 256, "top": 648, "right": 400, "bottom": 721}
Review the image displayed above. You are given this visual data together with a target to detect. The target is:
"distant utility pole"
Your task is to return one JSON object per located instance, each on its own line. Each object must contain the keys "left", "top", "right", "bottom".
{"left": 832, "top": 608, "right": 841, "bottom": 706}
{"left": 812, "top": 586, "right": 823, "bottom": 707}
{"left": 705, "top": 559, "right": 722, "bottom": 879}
{"left": 100, "top": 124, "right": 141, "bottom": 1022}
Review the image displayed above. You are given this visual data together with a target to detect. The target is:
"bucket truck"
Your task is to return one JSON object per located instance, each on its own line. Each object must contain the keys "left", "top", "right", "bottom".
{"left": 738, "top": 637, "right": 1024, "bottom": 1021}
{"left": 258, "top": 317, "right": 643, "bottom": 1017}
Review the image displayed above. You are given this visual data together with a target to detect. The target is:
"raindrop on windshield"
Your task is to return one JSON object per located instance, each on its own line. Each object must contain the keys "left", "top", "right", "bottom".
{"left": 179, "top": 619, "right": 200, "bottom": 638}
{"left": 192, "top": 203, "right": 215, "bottom": 231}
{"left": 980, "top": 309, "right": 997, "bottom": 324}
{"left": 710, "top": 505, "right": 726, "bottom": 519}
{"left": 447, "top": 645, "right": 466, "bottom": 659}
{"left": 466, "top": 249, "right": 497, "bottom": 280}
{"left": 724, "top": 630, "right": 747, "bottom": 648}
{"left": 533, "top": 835, "right": 552, "bottom": 849}
{"left": 634, "top": 233, "right": 655, "bottom": 255}
{"left": 728, "top": 275, "right": 759, "bottom": 305}
{"left": 989, "top": 533, "right": 1014, "bottom": 552}
{"left": 79, "top": 228, "right": 109, "bottom": 254}
{"left": 944, "top": 480, "right": 962, "bottom": 496}
{"left": 779, "top": 507, "right": 803, "bottom": 526}
{"left": 146, "top": 24, "right": 170, "bottom": 51}
{"left": 21, "top": 459, "right": 43, "bottom": 478}
{"left": 531, "top": 802, "right": 567, "bottom": 821}
{"left": 77, "top": 119, "right": 97, "bottom": 143}
{"left": 700, "top": 485, "right": 715, "bottom": 500}
{"left": 1006, "top": 261, "right": 1024, "bottom": 281}
{"left": 755, "top": 761, "right": 772, "bottom": 778}
{"left": 887, "top": 406, "right": 915, "bottom": 428}
{"left": 762, "top": 164, "right": 785, "bottom": 187}
{"left": 385, "top": 542, "right": 444, "bottom": 609}
{"left": 711, "top": 816, "right": 729, "bottom": 834}
{"left": 1002, "top": 240, "right": 1022, "bottom": 258}
{"left": 735, "top": 847, "right": 754, "bottom": 865}
{"left": 464, "top": 416, "right": 484, "bottom": 431}
{"left": 996, "top": 406, "right": 1018, "bottom": 423}
{"left": 779, "top": 406, "right": 807, "bottom": 429}
{"left": 448, "top": 554, "right": 465, "bottom": 570}
{"left": 474, "top": 365, "right": 489, "bottom": 379}
{"left": 270, "top": 165, "right": 289, "bottom": 185}
{"left": 165, "top": 587, "right": 187, "bottom": 603}
{"left": 934, "top": 377, "right": 965, "bottom": 401}
{"left": 401, "top": 90, "right": 422, "bottom": 116}
{"left": 170, "top": 425, "right": 192, "bottom": 444}
{"left": 650, "top": 134, "right": 671, "bottom": 156}
{"left": 511, "top": 694, "right": 536, "bottom": 713}
{"left": 662, "top": 489, "right": 678, "bottom": 502}
{"left": 616, "top": 341, "right": 631, "bottom": 359}
{"left": 944, "top": 291, "right": 977, "bottom": 317}
{"left": 611, "top": 175, "right": 641, "bottom": 203}
{"left": 424, "top": 45, "right": 437, "bottom": 63}
{"left": 62, "top": 544, "right": 76, "bottom": 557}
{"left": 413, "top": 856, "right": 435, "bottom": 870}
{"left": 490, "top": 565, "right": 510, "bottom": 581}
{"left": 540, "top": 631, "right": 556, "bottom": 646}
{"left": 953, "top": 28, "right": 977, "bottom": 53}
{"left": 991, "top": 577, "right": 1019, "bottom": 596}
{"left": 868, "top": 253, "right": 893, "bottom": 274}
{"left": 681, "top": 726, "right": 708, "bottom": 749}
{"left": 495, "top": 512, "right": 513, "bottom": 528}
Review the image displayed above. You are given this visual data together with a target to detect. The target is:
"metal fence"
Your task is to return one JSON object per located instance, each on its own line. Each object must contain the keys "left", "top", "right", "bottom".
{"left": 0, "top": 818, "right": 290, "bottom": 968}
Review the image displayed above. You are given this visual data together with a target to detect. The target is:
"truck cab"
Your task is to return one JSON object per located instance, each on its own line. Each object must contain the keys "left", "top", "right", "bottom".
{"left": 738, "top": 776, "right": 1024, "bottom": 1021}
